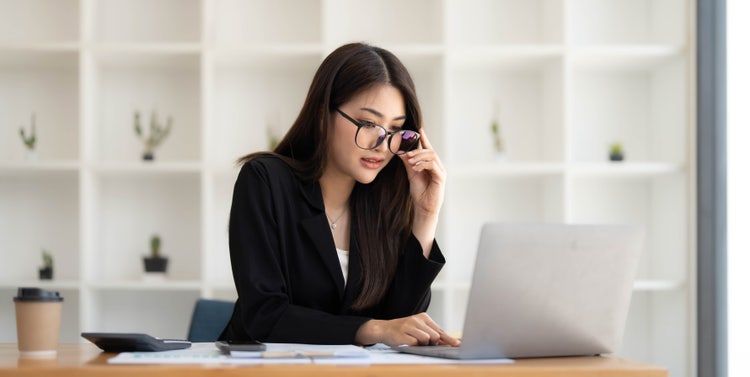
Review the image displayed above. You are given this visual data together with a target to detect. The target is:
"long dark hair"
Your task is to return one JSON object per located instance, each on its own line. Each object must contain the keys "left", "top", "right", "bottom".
{"left": 238, "top": 43, "right": 423, "bottom": 310}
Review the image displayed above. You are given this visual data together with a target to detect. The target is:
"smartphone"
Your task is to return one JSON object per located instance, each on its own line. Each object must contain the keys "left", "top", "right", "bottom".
{"left": 215, "top": 339, "right": 266, "bottom": 353}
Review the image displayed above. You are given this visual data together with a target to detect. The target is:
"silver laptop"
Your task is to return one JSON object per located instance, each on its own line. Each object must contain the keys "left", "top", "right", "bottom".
{"left": 397, "top": 222, "right": 644, "bottom": 359}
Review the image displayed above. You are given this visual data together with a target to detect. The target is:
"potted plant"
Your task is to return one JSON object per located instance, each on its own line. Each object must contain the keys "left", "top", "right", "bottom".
{"left": 142, "top": 234, "right": 168, "bottom": 275}
{"left": 491, "top": 118, "right": 506, "bottom": 161}
{"left": 39, "top": 250, "right": 53, "bottom": 280}
{"left": 134, "top": 110, "right": 172, "bottom": 161}
{"left": 609, "top": 142, "right": 625, "bottom": 162}
{"left": 19, "top": 113, "right": 37, "bottom": 161}
{"left": 490, "top": 101, "right": 506, "bottom": 161}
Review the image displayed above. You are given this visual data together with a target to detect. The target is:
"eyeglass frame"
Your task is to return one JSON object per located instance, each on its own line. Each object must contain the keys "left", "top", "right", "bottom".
{"left": 334, "top": 108, "right": 420, "bottom": 155}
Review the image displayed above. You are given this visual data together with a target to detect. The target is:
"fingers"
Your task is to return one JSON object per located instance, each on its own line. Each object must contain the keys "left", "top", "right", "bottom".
{"left": 401, "top": 149, "right": 445, "bottom": 174}
{"left": 421, "top": 314, "right": 461, "bottom": 347}
{"left": 438, "top": 330, "right": 461, "bottom": 347}
{"left": 399, "top": 127, "right": 443, "bottom": 173}
{"left": 383, "top": 313, "right": 456, "bottom": 347}
{"left": 403, "top": 327, "right": 439, "bottom": 346}
{"left": 396, "top": 314, "right": 440, "bottom": 346}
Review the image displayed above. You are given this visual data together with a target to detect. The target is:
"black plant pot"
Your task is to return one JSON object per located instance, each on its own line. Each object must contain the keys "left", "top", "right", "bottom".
{"left": 143, "top": 256, "right": 168, "bottom": 273}
{"left": 142, "top": 152, "right": 154, "bottom": 161}
{"left": 609, "top": 152, "right": 624, "bottom": 162}
{"left": 39, "top": 267, "right": 53, "bottom": 280}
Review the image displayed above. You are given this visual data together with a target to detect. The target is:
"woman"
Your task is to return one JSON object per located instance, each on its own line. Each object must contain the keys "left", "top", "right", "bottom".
{"left": 220, "top": 43, "right": 459, "bottom": 347}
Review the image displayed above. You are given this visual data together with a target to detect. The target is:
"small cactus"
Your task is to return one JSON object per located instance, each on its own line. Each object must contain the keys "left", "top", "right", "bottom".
{"left": 491, "top": 119, "right": 503, "bottom": 153}
{"left": 41, "top": 250, "right": 53, "bottom": 269}
{"left": 609, "top": 142, "right": 625, "bottom": 162}
{"left": 134, "top": 110, "right": 172, "bottom": 160}
{"left": 19, "top": 113, "right": 37, "bottom": 150}
{"left": 150, "top": 235, "right": 161, "bottom": 258}
{"left": 490, "top": 101, "right": 505, "bottom": 159}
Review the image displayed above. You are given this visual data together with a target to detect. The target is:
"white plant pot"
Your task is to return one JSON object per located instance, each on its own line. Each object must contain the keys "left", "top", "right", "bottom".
{"left": 494, "top": 151, "right": 508, "bottom": 162}
{"left": 25, "top": 150, "right": 38, "bottom": 161}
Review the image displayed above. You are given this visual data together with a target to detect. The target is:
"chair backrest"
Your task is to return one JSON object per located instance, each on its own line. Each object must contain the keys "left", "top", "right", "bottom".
{"left": 187, "top": 298, "right": 235, "bottom": 342}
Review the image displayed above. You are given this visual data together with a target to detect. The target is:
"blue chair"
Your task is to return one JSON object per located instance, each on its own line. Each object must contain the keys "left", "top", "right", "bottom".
{"left": 187, "top": 298, "right": 235, "bottom": 342}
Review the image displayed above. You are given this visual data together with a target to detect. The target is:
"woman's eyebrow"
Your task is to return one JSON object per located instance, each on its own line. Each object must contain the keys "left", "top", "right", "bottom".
{"left": 360, "top": 107, "right": 407, "bottom": 121}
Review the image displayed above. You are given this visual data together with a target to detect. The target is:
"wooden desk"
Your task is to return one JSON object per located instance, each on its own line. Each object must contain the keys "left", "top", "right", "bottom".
{"left": 0, "top": 343, "right": 667, "bottom": 377}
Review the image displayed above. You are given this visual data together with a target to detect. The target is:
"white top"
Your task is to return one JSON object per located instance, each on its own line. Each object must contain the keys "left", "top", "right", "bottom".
{"left": 336, "top": 248, "right": 350, "bottom": 287}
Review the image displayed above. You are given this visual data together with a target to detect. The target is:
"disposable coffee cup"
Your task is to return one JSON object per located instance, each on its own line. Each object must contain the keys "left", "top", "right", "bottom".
{"left": 14, "top": 287, "right": 63, "bottom": 358}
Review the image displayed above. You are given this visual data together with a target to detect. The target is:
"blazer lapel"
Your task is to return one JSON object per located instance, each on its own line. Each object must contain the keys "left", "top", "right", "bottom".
{"left": 300, "top": 213, "right": 346, "bottom": 299}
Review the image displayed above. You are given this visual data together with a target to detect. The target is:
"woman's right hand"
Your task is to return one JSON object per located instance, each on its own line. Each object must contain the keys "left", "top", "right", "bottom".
{"left": 355, "top": 313, "right": 461, "bottom": 347}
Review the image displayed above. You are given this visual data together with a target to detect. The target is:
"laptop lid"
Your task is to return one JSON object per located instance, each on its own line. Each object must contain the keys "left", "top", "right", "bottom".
{"left": 457, "top": 223, "right": 644, "bottom": 359}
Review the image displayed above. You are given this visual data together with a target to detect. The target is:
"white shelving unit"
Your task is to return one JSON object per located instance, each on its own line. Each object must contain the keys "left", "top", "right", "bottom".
{"left": 0, "top": 0, "right": 694, "bottom": 376}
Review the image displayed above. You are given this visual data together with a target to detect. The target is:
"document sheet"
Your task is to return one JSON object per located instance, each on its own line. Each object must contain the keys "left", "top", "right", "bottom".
{"left": 107, "top": 343, "right": 513, "bottom": 365}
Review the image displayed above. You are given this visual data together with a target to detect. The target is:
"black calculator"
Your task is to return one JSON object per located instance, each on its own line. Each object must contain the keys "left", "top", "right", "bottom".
{"left": 81, "top": 332, "right": 192, "bottom": 352}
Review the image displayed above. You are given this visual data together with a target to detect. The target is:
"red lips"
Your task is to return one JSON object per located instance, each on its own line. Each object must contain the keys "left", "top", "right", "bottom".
{"left": 360, "top": 157, "right": 384, "bottom": 169}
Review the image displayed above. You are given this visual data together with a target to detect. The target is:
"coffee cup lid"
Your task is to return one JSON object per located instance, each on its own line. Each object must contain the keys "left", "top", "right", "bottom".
{"left": 14, "top": 287, "right": 63, "bottom": 302}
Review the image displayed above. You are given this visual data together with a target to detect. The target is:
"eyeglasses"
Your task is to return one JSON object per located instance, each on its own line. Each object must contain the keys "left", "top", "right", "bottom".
{"left": 335, "top": 108, "right": 420, "bottom": 155}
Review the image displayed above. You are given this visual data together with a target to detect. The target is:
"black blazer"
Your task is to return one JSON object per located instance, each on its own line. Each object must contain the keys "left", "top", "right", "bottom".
{"left": 220, "top": 156, "right": 445, "bottom": 344}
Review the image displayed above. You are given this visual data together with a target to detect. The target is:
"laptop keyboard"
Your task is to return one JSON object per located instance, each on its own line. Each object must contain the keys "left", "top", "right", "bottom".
{"left": 397, "top": 345, "right": 462, "bottom": 359}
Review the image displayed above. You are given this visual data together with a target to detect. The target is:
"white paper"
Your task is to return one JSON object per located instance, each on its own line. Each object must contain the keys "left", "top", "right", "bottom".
{"left": 107, "top": 343, "right": 309, "bottom": 365}
{"left": 107, "top": 342, "right": 513, "bottom": 366}
{"left": 363, "top": 345, "right": 513, "bottom": 365}
{"left": 230, "top": 343, "right": 369, "bottom": 359}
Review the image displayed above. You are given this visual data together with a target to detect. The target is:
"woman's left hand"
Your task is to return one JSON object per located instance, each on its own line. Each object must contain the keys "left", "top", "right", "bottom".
{"left": 399, "top": 128, "right": 446, "bottom": 220}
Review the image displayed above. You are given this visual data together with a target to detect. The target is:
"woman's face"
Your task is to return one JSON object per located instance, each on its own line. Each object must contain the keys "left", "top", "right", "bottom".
{"left": 326, "top": 84, "right": 407, "bottom": 185}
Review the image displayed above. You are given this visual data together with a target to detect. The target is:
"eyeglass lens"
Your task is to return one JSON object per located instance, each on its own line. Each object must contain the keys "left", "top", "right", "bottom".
{"left": 356, "top": 125, "right": 420, "bottom": 154}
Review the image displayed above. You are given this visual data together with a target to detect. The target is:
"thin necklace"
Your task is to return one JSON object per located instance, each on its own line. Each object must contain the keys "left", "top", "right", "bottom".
{"left": 325, "top": 209, "right": 347, "bottom": 230}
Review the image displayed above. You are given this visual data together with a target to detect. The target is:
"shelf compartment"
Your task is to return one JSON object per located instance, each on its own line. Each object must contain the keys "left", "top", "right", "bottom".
{"left": 444, "top": 287, "right": 470, "bottom": 334}
{"left": 0, "top": 172, "right": 79, "bottom": 281}
{"left": 90, "top": 161, "right": 203, "bottom": 175}
{"left": 325, "top": 0, "right": 443, "bottom": 45}
{"left": 446, "top": 0, "right": 563, "bottom": 45}
{"left": 567, "top": 54, "right": 687, "bottom": 163}
{"left": 425, "top": 289, "right": 446, "bottom": 331}
{"left": 89, "top": 51, "right": 201, "bottom": 162}
{"left": 448, "top": 45, "right": 564, "bottom": 67}
{"left": 398, "top": 54, "right": 445, "bottom": 154}
{"left": 60, "top": 288, "right": 82, "bottom": 343}
{"left": 206, "top": 174, "right": 234, "bottom": 286}
{"left": 84, "top": 290, "right": 199, "bottom": 340}
{"left": 207, "top": 287, "right": 238, "bottom": 302}
{"left": 87, "top": 280, "right": 202, "bottom": 291}
{"left": 566, "top": 0, "right": 686, "bottom": 46}
{"left": 619, "top": 290, "right": 688, "bottom": 377}
{"left": 568, "top": 174, "right": 688, "bottom": 284}
{"left": 0, "top": 162, "right": 80, "bottom": 176}
{"left": 210, "top": 0, "right": 322, "bottom": 46}
{"left": 0, "top": 280, "right": 80, "bottom": 290}
{"left": 209, "top": 53, "right": 319, "bottom": 164}
{"left": 447, "top": 56, "right": 563, "bottom": 164}
{"left": 444, "top": 175, "right": 565, "bottom": 282}
{"left": 568, "top": 162, "right": 684, "bottom": 178}
{"left": 87, "top": 173, "right": 201, "bottom": 282}
{"left": 568, "top": 45, "right": 684, "bottom": 70}
{"left": 92, "top": 0, "right": 201, "bottom": 44}
{"left": 633, "top": 279, "right": 684, "bottom": 292}
{"left": 91, "top": 44, "right": 202, "bottom": 54}
{"left": 0, "top": 0, "right": 79, "bottom": 44}
{"left": 0, "top": 50, "right": 79, "bottom": 162}
{"left": 449, "top": 162, "right": 565, "bottom": 178}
